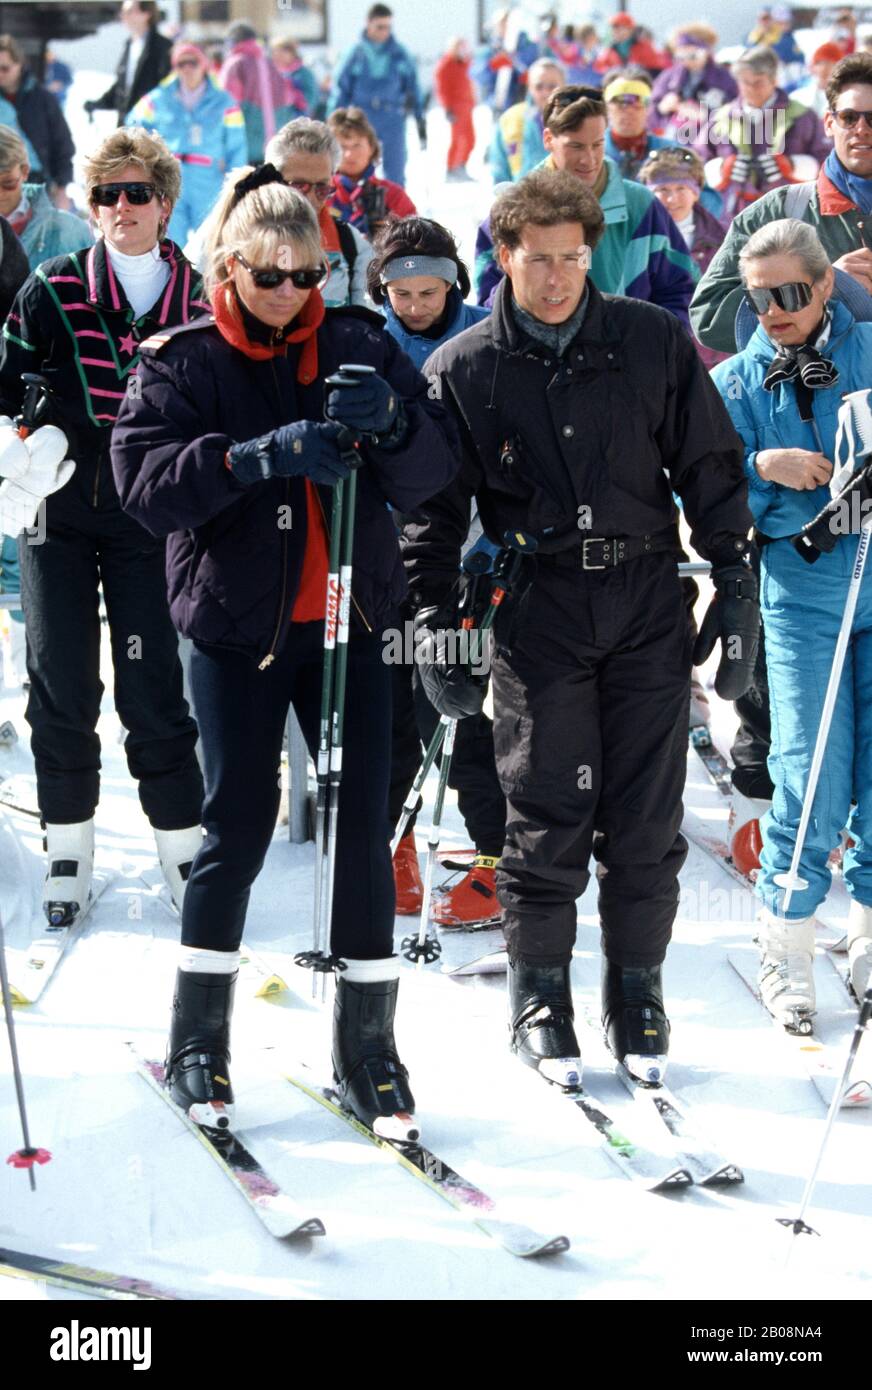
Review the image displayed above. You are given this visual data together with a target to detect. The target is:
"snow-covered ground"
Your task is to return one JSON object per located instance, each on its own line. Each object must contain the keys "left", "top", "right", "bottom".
{"left": 1, "top": 86, "right": 871, "bottom": 1308}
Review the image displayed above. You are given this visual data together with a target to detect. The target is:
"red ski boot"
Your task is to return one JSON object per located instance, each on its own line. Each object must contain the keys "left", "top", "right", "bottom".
{"left": 431, "top": 855, "right": 501, "bottom": 929}
{"left": 393, "top": 833, "right": 423, "bottom": 915}
{"left": 728, "top": 791, "right": 771, "bottom": 880}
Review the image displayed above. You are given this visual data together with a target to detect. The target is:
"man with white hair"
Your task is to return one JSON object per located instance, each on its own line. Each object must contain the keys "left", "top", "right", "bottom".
{"left": 488, "top": 56, "right": 565, "bottom": 183}
{"left": 265, "top": 118, "right": 374, "bottom": 308}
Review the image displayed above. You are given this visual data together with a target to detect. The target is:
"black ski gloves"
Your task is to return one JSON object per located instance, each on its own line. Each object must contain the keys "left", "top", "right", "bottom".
{"left": 692, "top": 560, "right": 760, "bottom": 700}
{"left": 227, "top": 419, "right": 360, "bottom": 487}
{"left": 414, "top": 604, "right": 489, "bottom": 719}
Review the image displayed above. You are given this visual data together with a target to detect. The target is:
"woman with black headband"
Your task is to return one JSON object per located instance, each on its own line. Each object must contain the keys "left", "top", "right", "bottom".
{"left": 711, "top": 216, "right": 872, "bottom": 1029}
{"left": 368, "top": 216, "right": 506, "bottom": 929}
{"left": 111, "top": 163, "right": 457, "bottom": 1136}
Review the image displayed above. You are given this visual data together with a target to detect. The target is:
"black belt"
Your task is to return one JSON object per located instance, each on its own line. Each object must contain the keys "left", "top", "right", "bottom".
{"left": 543, "top": 526, "right": 681, "bottom": 571}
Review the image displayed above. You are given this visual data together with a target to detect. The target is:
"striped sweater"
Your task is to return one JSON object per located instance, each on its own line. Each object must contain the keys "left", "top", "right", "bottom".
{"left": 474, "top": 155, "right": 696, "bottom": 328}
{"left": 0, "top": 238, "right": 208, "bottom": 459}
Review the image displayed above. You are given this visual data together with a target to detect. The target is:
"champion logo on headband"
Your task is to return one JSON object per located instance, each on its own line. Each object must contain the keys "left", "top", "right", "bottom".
{"left": 404, "top": 259, "right": 416, "bottom": 268}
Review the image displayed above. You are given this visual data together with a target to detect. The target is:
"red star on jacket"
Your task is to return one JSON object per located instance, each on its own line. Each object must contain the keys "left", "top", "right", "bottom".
{"left": 118, "top": 331, "right": 137, "bottom": 355}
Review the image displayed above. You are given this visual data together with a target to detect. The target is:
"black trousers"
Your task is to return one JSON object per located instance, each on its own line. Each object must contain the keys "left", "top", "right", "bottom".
{"left": 19, "top": 508, "right": 202, "bottom": 828}
{"left": 492, "top": 554, "right": 691, "bottom": 968}
{"left": 388, "top": 660, "right": 506, "bottom": 856}
{"left": 730, "top": 543, "right": 773, "bottom": 799}
{"left": 182, "top": 625, "right": 395, "bottom": 959}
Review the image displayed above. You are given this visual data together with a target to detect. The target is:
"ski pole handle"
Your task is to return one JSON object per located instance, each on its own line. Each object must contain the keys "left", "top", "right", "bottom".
{"left": 16, "top": 373, "right": 51, "bottom": 440}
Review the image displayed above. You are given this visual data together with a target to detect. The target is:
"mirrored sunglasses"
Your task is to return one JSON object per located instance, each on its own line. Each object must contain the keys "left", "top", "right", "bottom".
{"left": 92, "top": 182, "right": 157, "bottom": 207}
{"left": 744, "top": 281, "right": 814, "bottom": 315}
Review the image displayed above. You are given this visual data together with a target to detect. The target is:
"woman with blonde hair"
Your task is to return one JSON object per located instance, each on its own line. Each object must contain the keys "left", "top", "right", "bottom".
{"left": 111, "top": 164, "right": 457, "bottom": 1135}
{"left": 0, "top": 125, "right": 206, "bottom": 927}
{"left": 0, "top": 124, "right": 91, "bottom": 268}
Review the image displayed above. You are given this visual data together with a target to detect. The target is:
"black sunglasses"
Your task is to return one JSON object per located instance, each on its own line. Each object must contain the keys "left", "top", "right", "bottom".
{"left": 744, "top": 281, "right": 814, "bottom": 315}
{"left": 232, "top": 251, "right": 326, "bottom": 290}
{"left": 829, "top": 107, "right": 872, "bottom": 130}
{"left": 92, "top": 182, "right": 157, "bottom": 207}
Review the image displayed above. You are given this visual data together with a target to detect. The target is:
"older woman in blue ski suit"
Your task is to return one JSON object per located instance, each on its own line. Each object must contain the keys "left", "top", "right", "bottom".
{"left": 712, "top": 217, "right": 872, "bottom": 1015}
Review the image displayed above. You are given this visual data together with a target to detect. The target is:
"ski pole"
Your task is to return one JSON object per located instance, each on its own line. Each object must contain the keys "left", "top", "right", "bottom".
{"left": 319, "top": 459, "right": 359, "bottom": 1002}
{"left": 391, "top": 550, "right": 494, "bottom": 854}
{"left": 402, "top": 716, "right": 456, "bottom": 965}
{"left": 401, "top": 531, "right": 537, "bottom": 965}
{"left": 774, "top": 519, "right": 872, "bottom": 914}
{"left": 295, "top": 365, "right": 370, "bottom": 997}
{"left": 778, "top": 982, "right": 872, "bottom": 1241}
{"left": 0, "top": 908, "right": 51, "bottom": 1190}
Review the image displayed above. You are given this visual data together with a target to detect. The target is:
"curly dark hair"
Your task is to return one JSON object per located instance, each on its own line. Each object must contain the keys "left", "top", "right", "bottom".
{"left": 490, "top": 169, "right": 605, "bottom": 254}
{"left": 366, "top": 215, "right": 472, "bottom": 304}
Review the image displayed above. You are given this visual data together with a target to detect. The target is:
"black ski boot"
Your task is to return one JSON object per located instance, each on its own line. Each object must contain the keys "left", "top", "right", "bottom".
{"left": 166, "top": 968, "right": 237, "bottom": 1129}
{"left": 601, "top": 959, "right": 670, "bottom": 1084}
{"left": 508, "top": 958, "right": 581, "bottom": 1088}
{"left": 332, "top": 971, "right": 418, "bottom": 1141}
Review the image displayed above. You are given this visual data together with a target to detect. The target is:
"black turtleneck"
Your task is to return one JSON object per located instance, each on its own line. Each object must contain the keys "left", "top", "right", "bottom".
{"left": 235, "top": 287, "right": 297, "bottom": 346}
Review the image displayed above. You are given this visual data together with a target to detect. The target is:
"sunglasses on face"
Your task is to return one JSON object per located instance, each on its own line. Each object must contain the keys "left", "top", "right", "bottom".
{"left": 744, "top": 281, "right": 814, "bottom": 315}
{"left": 232, "top": 252, "right": 326, "bottom": 290}
{"left": 287, "top": 178, "right": 333, "bottom": 199}
{"left": 829, "top": 107, "right": 872, "bottom": 130}
{"left": 174, "top": 58, "right": 202, "bottom": 69}
{"left": 610, "top": 94, "right": 648, "bottom": 107}
{"left": 91, "top": 182, "right": 157, "bottom": 206}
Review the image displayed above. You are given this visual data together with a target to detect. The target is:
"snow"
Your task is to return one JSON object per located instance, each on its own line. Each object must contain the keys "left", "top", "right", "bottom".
{"left": 1, "top": 92, "right": 871, "bottom": 1306}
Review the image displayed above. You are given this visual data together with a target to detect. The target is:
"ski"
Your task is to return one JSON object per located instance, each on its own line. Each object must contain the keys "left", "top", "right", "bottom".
{"left": 128, "top": 1046, "right": 326, "bottom": 1240}
{"left": 0, "top": 1246, "right": 184, "bottom": 1301}
{"left": 284, "top": 1069, "right": 569, "bottom": 1258}
{"left": 0, "top": 772, "right": 40, "bottom": 817}
{"left": 536, "top": 1071, "right": 694, "bottom": 1191}
{"left": 443, "top": 947, "right": 508, "bottom": 977}
{"left": 135, "top": 871, "right": 288, "bottom": 1000}
{"left": 689, "top": 725, "right": 734, "bottom": 796}
{"left": 613, "top": 1066, "right": 744, "bottom": 1185}
{"left": 3, "top": 873, "right": 112, "bottom": 1007}
{"left": 730, "top": 949, "right": 872, "bottom": 1108}
{"left": 575, "top": 1006, "right": 743, "bottom": 1184}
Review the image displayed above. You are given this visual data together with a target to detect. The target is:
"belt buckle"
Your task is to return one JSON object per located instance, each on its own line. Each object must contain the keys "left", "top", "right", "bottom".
{"left": 581, "top": 537, "right": 610, "bottom": 570}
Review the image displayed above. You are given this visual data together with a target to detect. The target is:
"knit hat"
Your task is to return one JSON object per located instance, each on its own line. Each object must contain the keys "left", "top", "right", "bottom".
{"left": 171, "top": 42, "right": 207, "bottom": 67}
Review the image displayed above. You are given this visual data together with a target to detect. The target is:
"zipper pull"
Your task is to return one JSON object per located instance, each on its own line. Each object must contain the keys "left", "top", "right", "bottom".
{"left": 257, "top": 653, "right": 275, "bottom": 671}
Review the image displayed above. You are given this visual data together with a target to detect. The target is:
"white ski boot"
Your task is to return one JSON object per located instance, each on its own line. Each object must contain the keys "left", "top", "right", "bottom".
{"left": 756, "top": 909, "right": 816, "bottom": 1033}
{"left": 43, "top": 819, "right": 95, "bottom": 927}
{"left": 155, "top": 826, "right": 203, "bottom": 911}
{"left": 847, "top": 901, "right": 872, "bottom": 1002}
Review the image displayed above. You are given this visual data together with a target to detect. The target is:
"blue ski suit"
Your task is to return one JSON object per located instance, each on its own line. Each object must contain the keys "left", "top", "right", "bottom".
{"left": 127, "top": 75, "right": 248, "bottom": 246}
{"left": 712, "top": 301, "right": 872, "bottom": 920}
{"left": 328, "top": 33, "right": 423, "bottom": 187}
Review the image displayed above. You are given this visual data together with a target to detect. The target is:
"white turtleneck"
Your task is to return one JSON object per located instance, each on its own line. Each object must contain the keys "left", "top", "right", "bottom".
{"left": 675, "top": 211, "right": 696, "bottom": 250}
{"left": 106, "top": 242, "right": 171, "bottom": 319}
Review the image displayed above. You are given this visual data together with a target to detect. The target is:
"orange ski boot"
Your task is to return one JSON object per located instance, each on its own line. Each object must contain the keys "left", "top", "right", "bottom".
{"left": 431, "top": 855, "right": 501, "bottom": 929}
{"left": 393, "top": 832, "right": 424, "bottom": 915}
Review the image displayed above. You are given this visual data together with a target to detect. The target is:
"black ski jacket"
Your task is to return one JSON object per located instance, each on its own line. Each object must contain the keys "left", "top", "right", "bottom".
{"left": 401, "top": 277, "right": 752, "bottom": 608}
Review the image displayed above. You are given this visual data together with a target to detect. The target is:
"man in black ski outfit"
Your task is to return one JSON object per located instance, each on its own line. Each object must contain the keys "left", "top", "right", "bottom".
{"left": 402, "top": 169, "right": 756, "bottom": 1081}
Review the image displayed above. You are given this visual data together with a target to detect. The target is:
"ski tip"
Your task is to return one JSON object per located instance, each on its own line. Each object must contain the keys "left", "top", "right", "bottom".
{"left": 538, "top": 1057, "right": 583, "bottom": 1089}
{"left": 372, "top": 1111, "right": 420, "bottom": 1143}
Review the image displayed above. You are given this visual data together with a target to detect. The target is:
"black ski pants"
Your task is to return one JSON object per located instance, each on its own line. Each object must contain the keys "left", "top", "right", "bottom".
{"left": 18, "top": 503, "right": 202, "bottom": 828}
{"left": 730, "top": 542, "right": 774, "bottom": 800}
{"left": 182, "top": 625, "right": 395, "bottom": 959}
{"left": 492, "top": 553, "right": 691, "bottom": 968}
{"left": 389, "top": 660, "right": 506, "bottom": 857}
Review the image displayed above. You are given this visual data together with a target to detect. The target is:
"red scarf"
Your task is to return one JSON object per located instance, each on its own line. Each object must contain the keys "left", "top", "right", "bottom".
{"left": 211, "top": 282, "right": 325, "bottom": 384}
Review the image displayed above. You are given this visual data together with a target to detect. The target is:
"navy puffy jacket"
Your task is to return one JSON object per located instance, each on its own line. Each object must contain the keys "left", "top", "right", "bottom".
{"left": 111, "top": 305, "right": 459, "bottom": 663}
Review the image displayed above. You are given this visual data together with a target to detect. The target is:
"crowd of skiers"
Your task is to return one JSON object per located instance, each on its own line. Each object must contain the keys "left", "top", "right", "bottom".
{"left": 0, "top": 2, "right": 871, "bottom": 1137}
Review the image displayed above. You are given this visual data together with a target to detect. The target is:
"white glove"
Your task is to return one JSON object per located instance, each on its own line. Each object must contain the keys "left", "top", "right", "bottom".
{"left": 0, "top": 423, "right": 73, "bottom": 536}
{"left": 757, "top": 151, "right": 782, "bottom": 184}
{"left": 0, "top": 416, "right": 30, "bottom": 480}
